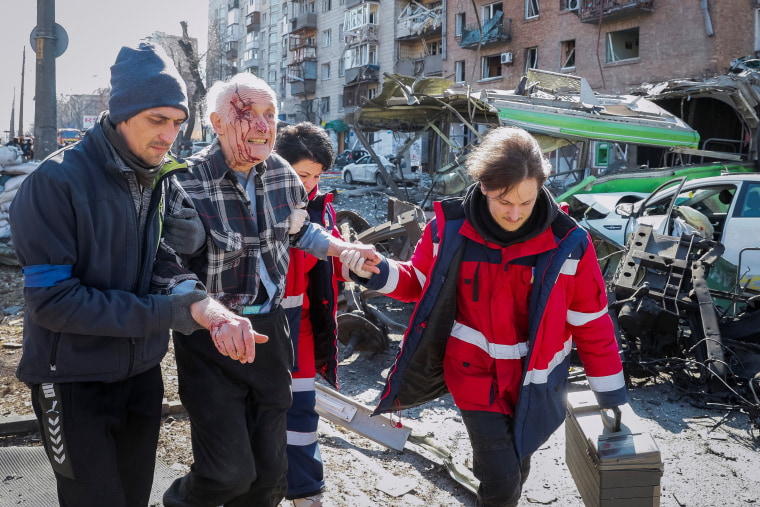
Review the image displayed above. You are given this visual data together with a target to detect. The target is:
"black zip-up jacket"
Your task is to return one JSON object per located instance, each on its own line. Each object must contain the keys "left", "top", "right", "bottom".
{"left": 9, "top": 118, "right": 185, "bottom": 384}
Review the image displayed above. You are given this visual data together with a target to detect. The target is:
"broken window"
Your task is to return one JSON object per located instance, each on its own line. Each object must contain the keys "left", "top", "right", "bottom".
{"left": 455, "top": 60, "right": 465, "bottom": 83}
{"left": 482, "top": 2, "right": 503, "bottom": 23}
{"left": 525, "top": 46, "right": 538, "bottom": 73}
{"left": 455, "top": 12, "right": 465, "bottom": 37}
{"left": 481, "top": 54, "right": 502, "bottom": 80}
{"left": 344, "top": 43, "right": 378, "bottom": 69}
{"left": 525, "top": 0, "right": 539, "bottom": 19}
{"left": 561, "top": 39, "right": 575, "bottom": 69}
{"left": 344, "top": 4, "right": 379, "bottom": 31}
{"left": 606, "top": 27, "right": 639, "bottom": 63}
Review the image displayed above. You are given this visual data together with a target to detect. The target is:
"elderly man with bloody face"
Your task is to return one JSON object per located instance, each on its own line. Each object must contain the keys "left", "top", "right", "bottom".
{"left": 154, "top": 74, "right": 378, "bottom": 507}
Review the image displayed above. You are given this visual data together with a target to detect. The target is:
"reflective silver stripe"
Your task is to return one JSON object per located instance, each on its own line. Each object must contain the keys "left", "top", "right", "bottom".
{"left": 287, "top": 430, "right": 318, "bottom": 446}
{"left": 567, "top": 307, "right": 608, "bottom": 326}
{"left": 560, "top": 259, "right": 579, "bottom": 275}
{"left": 587, "top": 371, "right": 626, "bottom": 392}
{"left": 433, "top": 242, "right": 439, "bottom": 257}
{"left": 292, "top": 376, "right": 316, "bottom": 393}
{"left": 413, "top": 266, "right": 427, "bottom": 289}
{"left": 378, "top": 260, "right": 400, "bottom": 294}
{"left": 522, "top": 337, "right": 573, "bottom": 386}
{"left": 281, "top": 294, "right": 304, "bottom": 309}
{"left": 450, "top": 322, "right": 528, "bottom": 360}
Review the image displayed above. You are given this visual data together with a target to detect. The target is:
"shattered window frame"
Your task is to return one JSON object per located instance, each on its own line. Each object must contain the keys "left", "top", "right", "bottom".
{"left": 525, "top": 0, "right": 539, "bottom": 19}
{"left": 455, "top": 60, "right": 466, "bottom": 83}
{"left": 481, "top": 54, "right": 502, "bottom": 80}
{"left": 560, "top": 39, "right": 575, "bottom": 70}
{"left": 525, "top": 46, "right": 538, "bottom": 73}
{"left": 455, "top": 12, "right": 465, "bottom": 38}
{"left": 605, "top": 27, "right": 639, "bottom": 63}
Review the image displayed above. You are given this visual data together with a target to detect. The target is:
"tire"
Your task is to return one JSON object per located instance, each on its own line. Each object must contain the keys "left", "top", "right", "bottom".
{"left": 344, "top": 171, "right": 354, "bottom": 184}
{"left": 375, "top": 172, "right": 386, "bottom": 187}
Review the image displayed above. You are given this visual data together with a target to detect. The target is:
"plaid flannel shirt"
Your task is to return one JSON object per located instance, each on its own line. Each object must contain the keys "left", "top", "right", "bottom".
{"left": 152, "top": 140, "right": 311, "bottom": 312}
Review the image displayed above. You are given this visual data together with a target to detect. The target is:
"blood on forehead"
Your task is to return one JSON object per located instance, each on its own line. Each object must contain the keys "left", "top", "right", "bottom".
{"left": 226, "top": 85, "right": 276, "bottom": 119}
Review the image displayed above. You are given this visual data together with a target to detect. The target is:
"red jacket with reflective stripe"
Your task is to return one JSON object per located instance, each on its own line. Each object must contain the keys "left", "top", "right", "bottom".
{"left": 359, "top": 195, "right": 627, "bottom": 459}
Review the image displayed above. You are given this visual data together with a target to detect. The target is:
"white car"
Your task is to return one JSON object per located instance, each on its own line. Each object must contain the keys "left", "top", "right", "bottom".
{"left": 583, "top": 174, "right": 760, "bottom": 291}
{"left": 342, "top": 154, "right": 420, "bottom": 186}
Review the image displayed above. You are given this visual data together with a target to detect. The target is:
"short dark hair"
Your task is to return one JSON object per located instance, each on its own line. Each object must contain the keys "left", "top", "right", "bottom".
{"left": 466, "top": 126, "right": 552, "bottom": 196}
{"left": 275, "top": 122, "right": 335, "bottom": 170}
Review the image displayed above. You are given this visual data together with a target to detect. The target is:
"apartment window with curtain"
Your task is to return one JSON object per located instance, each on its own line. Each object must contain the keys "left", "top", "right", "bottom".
{"left": 322, "top": 62, "right": 331, "bottom": 80}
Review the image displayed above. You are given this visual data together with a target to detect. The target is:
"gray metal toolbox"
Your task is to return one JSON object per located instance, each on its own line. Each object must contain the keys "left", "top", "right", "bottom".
{"left": 566, "top": 390, "right": 664, "bottom": 507}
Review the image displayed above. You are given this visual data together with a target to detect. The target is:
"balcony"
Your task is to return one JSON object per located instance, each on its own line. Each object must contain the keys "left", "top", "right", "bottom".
{"left": 291, "top": 79, "right": 317, "bottom": 96}
{"left": 579, "top": 0, "right": 654, "bottom": 24}
{"left": 345, "top": 0, "right": 362, "bottom": 9}
{"left": 246, "top": 12, "right": 261, "bottom": 32}
{"left": 396, "top": 3, "right": 443, "bottom": 40}
{"left": 228, "top": 0, "right": 239, "bottom": 9}
{"left": 289, "top": 33, "right": 317, "bottom": 52}
{"left": 344, "top": 64, "right": 379, "bottom": 86}
{"left": 458, "top": 14, "right": 511, "bottom": 49}
{"left": 224, "top": 42, "right": 238, "bottom": 60}
{"left": 397, "top": 54, "right": 442, "bottom": 77}
{"left": 291, "top": 12, "right": 317, "bottom": 32}
{"left": 342, "top": 82, "right": 374, "bottom": 109}
{"left": 287, "top": 60, "right": 317, "bottom": 97}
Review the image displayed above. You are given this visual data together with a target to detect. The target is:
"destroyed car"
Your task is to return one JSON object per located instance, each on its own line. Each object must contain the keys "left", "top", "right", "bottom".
{"left": 342, "top": 154, "right": 420, "bottom": 186}
{"left": 610, "top": 174, "right": 760, "bottom": 292}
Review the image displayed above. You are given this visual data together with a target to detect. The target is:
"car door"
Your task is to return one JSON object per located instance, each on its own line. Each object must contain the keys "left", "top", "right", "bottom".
{"left": 354, "top": 155, "right": 372, "bottom": 182}
{"left": 721, "top": 181, "right": 760, "bottom": 291}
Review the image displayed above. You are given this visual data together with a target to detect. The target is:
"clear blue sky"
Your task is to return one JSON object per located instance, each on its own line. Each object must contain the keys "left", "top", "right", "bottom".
{"left": 0, "top": 0, "right": 209, "bottom": 139}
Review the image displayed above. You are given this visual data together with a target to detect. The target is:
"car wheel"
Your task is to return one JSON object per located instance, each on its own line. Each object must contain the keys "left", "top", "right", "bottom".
{"left": 375, "top": 172, "right": 386, "bottom": 187}
{"left": 344, "top": 171, "right": 354, "bottom": 184}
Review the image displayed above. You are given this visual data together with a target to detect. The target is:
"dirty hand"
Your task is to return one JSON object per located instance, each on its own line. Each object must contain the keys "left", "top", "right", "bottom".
{"left": 340, "top": 247, "right": 381, "bottom": 278}
{"left": 288, "top": 203, "right": 308, "bottom": 235}
{"left": 164, "top": 207, "right": 206, "bottom": 255}
{"left": 190, "top": 298, "right": 269, "bottom": 363}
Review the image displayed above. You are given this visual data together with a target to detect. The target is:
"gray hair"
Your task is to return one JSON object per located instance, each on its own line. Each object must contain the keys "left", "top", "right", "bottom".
{"left": 203, "top": 73, "right": 279, "bottom": 127}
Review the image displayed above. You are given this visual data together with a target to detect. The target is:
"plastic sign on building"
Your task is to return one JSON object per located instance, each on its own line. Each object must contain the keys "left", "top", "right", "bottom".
{"left": 83, "top": 115, "right": 98, "bottom": 130}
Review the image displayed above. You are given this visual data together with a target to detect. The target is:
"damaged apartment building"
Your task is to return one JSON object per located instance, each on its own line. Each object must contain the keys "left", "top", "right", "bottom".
{"left": 207, "top": 0, "right": 757, "bottom": 172}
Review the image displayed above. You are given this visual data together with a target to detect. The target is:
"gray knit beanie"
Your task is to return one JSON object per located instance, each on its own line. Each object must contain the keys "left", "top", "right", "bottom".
{"left": 109, "top": 41, "right": 189, "bottom": 124}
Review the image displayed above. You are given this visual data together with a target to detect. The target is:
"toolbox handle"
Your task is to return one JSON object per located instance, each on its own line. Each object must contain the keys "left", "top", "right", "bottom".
{"left": 600, "top": 406, "right": 622, "bottom": 432}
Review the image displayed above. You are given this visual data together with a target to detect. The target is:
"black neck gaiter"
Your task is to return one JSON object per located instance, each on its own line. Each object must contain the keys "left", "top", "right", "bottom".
{"left": 102, "top": 114, "right": 163, "bottom": 188}
{"left": 462, "top": 183, "right": 557, "bottom": 248}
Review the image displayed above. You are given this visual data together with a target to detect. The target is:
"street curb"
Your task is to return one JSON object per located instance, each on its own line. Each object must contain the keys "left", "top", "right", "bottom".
{"left": 0, "top": 399, "right": 187, "bottom": 436}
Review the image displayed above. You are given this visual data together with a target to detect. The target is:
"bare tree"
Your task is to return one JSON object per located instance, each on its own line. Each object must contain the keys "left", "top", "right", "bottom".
{"left": 178, "top": 21, "right": 208, "bottom": 144}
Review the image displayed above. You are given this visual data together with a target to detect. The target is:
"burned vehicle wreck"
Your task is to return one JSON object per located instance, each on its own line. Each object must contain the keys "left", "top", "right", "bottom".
{"left": 605, "top": 224, "right": 760, "bottom": 429}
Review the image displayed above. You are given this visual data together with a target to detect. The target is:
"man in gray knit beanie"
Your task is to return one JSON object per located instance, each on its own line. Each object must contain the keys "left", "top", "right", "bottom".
{"left": 8, "top": 40, "right": 262, "bottom": 506}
